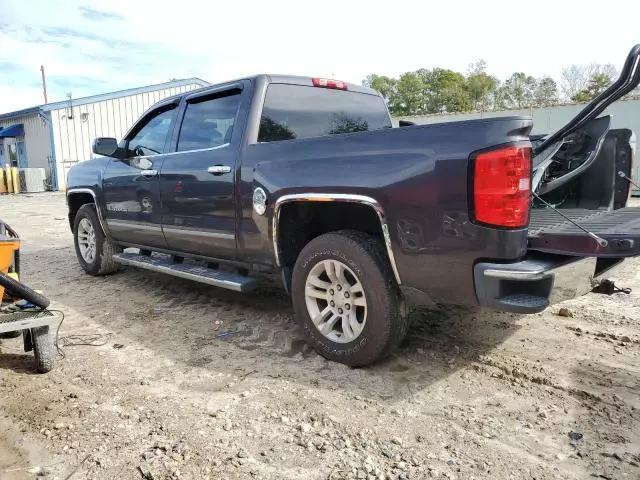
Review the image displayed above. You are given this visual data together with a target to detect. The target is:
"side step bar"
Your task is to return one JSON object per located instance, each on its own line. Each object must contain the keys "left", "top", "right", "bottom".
{"left": 112, "top": 252, "right": 257, "bottom": 292}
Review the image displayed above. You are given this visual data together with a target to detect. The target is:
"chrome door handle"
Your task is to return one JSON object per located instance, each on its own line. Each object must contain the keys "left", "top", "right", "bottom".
{"left": 140, "top": 169, "right": 158, "bottom": 177}
{"left": 207, "top": 165, "right": 232, "bottom": 175}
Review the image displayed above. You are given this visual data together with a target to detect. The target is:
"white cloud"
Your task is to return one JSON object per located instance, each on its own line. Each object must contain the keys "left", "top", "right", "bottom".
{"left": 0, "top": 85, "right": 44, "bottom": 112}
{"left": 2, "top": 0, "right": 640, "bottom": 112}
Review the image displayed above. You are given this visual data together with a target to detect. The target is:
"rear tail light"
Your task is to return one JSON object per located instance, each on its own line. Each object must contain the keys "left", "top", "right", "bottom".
{"left": 473, "top": 145, "right": 532, "bottom": 228}
{"left": 312, "top": 78, "right": 348, "bottom": 90}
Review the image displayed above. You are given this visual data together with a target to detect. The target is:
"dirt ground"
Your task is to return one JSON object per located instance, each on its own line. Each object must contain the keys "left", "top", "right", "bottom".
{"left": 1, "top": 193, "right": 639, "bottom": 480}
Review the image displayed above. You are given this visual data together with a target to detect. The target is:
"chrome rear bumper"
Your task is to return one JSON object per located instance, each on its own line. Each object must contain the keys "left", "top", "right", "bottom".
{"left": 474, "top": 254, "right": 624, "bottom": 314}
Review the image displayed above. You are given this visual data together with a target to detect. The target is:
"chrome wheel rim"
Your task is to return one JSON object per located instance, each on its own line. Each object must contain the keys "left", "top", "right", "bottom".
{"left": 304, "top": 259, "right": 367, "bottom": 344}
{"left": 77, "top": 218, "right": 97, "bottom": 263}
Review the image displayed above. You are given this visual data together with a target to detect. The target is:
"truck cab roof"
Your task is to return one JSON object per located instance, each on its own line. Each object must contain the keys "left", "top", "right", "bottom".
{"left": 164, "top": 74, "right": 380, "bottom": 102}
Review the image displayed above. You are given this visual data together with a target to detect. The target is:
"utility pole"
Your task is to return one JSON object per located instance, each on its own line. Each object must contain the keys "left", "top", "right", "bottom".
{"left": 40, "top": 65, "right": 48, "bottom": 104}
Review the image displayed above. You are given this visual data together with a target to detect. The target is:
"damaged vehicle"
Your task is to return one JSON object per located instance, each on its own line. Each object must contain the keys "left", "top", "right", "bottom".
{"left": 66, "top": 45, "right": 640, "bottom": 366}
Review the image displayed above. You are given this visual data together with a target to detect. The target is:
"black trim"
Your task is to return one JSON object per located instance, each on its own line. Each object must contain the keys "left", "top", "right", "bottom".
{"left": 185, "top": 82, "right": 244, "bottom": 103}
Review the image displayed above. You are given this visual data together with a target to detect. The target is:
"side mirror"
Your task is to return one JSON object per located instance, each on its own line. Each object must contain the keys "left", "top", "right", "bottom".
{"left": 92, "top": 137, "right": 118, "bottom": 157}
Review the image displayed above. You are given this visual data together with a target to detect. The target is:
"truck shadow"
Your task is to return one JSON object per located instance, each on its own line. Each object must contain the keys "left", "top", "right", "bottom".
{"left": 15, "top": 244, "right": 521, "bottom": 403}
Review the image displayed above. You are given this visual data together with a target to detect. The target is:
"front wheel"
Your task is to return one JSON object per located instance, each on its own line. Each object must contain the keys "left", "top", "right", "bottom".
{"left": 73, "top": 204, "right": 122, "bottom": 276}
{"left": 291, "top": 230, "right": 408, "bottom": 367}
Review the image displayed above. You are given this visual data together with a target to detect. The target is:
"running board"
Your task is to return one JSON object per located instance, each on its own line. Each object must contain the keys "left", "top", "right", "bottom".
{"left": 112, "top": 252, "right": 257, "bottom": 292}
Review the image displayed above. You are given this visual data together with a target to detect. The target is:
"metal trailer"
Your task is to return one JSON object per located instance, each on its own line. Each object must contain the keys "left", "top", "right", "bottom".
{"left": 1, "top": 219, "right": 58, "bottom": 373}
{"left": 0, "top": 310, "right": 60, "bottom": 373}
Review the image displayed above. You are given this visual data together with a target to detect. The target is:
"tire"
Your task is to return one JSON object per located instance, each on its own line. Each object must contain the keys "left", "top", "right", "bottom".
{"left": 73, "top": 204, "right": 122, "bottom": 275}
{"left": 31, "top": 326, "right": 54, "bottom": 373}
{"left": 291, "top": 230, "right": 408, "bottom": 367}
{"left": 0, "top": 271, "right": 50, "bottom": 309}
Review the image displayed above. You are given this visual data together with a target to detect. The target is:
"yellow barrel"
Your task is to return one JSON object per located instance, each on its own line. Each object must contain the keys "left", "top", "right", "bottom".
{"left": 11, "top": 167, "right": 19, "bottom": 194}
{"left": 0, "top": 168, "right": 7, "bottom": 194}
{"left": 5, "top": 166, "right": 13, "bottom": 193}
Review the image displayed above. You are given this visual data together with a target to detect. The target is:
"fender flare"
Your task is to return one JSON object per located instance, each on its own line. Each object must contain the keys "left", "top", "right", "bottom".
{"left": 66, "top": 188, "right": 111, "bottom": 238}
{"left": 271, "top": 193, "right": 402, "bottom": 285}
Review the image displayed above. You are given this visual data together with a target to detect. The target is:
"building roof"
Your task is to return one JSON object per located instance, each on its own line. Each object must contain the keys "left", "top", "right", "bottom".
{"left": 0, "top": 106, "right": 42, "bottom": 122}
{"left": 0, "top": 77, "right": 210, "bottom": 122}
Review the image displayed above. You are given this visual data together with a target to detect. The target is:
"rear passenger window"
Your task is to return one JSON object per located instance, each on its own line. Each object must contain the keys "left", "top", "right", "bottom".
{"left": 177, "top": 89, "right": 241, "bottom": 152}
{"left": 258, "top": 84, "right": 391, "bottom": 143}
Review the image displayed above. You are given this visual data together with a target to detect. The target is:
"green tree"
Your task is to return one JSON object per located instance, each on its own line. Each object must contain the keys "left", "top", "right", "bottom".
{"left": 562, "top": 63, "right": 617, "bottom": 101}
{"left": 534, "top": 77, "right": 558, "bottom": 106}
{"left": 466, "top": 60, "right": 498, "bottom": 111}
{"left": 418, "top": 68, "right": 471, "bottom": 113}
{"left": 390, "top": 72, "right": 425, "bottom": 116}
{"left": 491, "top": 82, "right": 508, "bottom": 110}
{"left": 362, "top": 74, "right": 396, "bottom": 102}
{"left": 571, "top": 72, "right": 612, "bottom": 102}
{"left": 502, "top": 72, "right": 536, "bottom": 108}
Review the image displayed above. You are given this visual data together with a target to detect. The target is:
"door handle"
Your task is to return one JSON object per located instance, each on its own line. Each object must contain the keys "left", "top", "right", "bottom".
{"left": 140, "top": 169, "right": 158, "bottom": 177}
{"left": 207, "top": 165, "right": 232, "bottom": 175}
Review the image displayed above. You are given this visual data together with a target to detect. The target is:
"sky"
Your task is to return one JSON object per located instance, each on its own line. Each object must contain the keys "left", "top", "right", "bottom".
{"left": 1, "top": 0, "right": 640, "bottom": 113}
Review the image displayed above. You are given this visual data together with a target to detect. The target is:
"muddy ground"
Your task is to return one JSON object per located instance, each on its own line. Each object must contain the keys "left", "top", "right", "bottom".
{"left": 0, "top": 193, "right": 639, "bottom": 480}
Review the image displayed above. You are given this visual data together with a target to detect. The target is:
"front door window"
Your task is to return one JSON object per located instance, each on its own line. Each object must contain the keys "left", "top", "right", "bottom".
{"left": 127, "top": 108, "right": 176, "bottom": 158}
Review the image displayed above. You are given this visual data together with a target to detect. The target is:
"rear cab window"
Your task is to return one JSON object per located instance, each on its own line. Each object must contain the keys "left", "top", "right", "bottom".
{"left": 258, "top": 83, "right": 391, "bottom": 143}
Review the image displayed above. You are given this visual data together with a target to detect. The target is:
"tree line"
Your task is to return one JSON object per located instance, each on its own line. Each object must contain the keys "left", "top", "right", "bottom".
{"left": 362, "top": 61, "right": 634, "bottom": 117}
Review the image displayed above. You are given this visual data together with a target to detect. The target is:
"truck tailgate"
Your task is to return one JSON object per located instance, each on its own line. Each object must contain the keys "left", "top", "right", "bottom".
{"left": 528, "top": 207, "right": 640, "bottom": 257}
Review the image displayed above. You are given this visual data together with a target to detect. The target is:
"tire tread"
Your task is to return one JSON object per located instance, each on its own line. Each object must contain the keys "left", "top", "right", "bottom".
{"left": 292, "top": 229, "right": 408, "bottom": 367}
{"left": 32, "top": 326, "right": 54, "bottom": 373}
{"left": 74, "top": 204, "right": 122, "bottom": 276}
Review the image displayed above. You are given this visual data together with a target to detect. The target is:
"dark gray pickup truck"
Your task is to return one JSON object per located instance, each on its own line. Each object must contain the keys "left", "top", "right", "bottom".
{"left": 66, "top": 45, "right": 640, "bottom": 366}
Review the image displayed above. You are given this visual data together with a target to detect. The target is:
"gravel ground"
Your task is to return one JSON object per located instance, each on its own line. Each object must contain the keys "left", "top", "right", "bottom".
{"left": 0, "top": 193, "right": 639, "bottom": 480}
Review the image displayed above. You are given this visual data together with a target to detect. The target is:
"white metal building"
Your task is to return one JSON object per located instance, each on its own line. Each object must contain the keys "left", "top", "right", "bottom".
{"left": 0, "top": 78, "right": 209, "bottom": 191}
{"left": 396, "top": 98, "right": 640, "bottom": 195}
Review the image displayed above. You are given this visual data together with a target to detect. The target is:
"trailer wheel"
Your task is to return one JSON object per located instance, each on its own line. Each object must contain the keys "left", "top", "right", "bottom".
{"left": 31, "top": 326, "right": 54, "bottom": 373}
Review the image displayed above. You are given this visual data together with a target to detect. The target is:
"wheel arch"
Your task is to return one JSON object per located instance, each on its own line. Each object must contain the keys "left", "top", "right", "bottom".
{"left": 67, "top": 188, "right": 110, "bottom": 237}
{"left": 272, "top": 193, "right": 401, "bottom": 284}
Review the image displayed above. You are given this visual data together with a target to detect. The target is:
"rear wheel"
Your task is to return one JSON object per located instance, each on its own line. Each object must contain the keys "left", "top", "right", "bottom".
{"left": 291, "top": 230, "right": 407, "bottom": 367}
{"left": 73, "top": 204, "right": 122, "bottom": 275}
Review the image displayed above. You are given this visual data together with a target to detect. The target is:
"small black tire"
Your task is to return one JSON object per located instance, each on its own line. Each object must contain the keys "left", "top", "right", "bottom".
{"left": 0, "top": 271, "right": 50, "bottom": 309}
{"left": 291, "top": 230, "right": 408, "bottom": 367}
{"left": 32, "top": 326, "right": 54, "bottom": 373}
{"left": 73, "top": 204, "right": 122, "bottom": 276}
